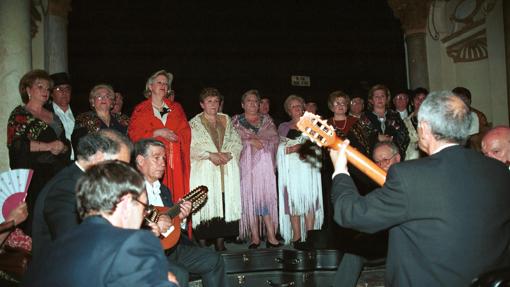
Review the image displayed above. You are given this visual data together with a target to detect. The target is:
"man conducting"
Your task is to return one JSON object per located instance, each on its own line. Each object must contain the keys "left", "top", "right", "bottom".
{"left": 330, "top": 91, "right": 510, "bottom": 286}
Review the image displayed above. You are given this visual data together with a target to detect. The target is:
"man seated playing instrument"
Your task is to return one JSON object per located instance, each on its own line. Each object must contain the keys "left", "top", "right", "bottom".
{"left": 134, "top": 138, "right": 228, "bottom": 287}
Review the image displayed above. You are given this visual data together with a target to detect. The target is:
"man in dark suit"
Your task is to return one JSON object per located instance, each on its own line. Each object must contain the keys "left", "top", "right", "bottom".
{"left": 31, "top": 130, "right": 133, "bottom": 261}
{"left": 134, "top": 138, "right": 229, "bottom": 287}
{"left": 24, "top": 161, "right": 177, "bottom": 286}
{"left": 330, "top": 91, "right": 510, "bottom": 286}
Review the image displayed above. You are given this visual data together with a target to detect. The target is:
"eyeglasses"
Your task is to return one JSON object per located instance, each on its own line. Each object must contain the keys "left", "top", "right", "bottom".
{"left": 95, "top": 95, "right": 114, "bottom": 101}
{"left": 333, "top": 101, "right": 347, "bottom": 107}
{"left": 132, "top": 197, "right": 150, "bottom": 215}
{"left": 374, "top": 152, "right": 398, "bottom": 166}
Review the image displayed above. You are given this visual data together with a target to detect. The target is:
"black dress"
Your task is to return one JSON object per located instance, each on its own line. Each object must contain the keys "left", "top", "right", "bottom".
{"left": 7, "top": 105, "right": 71, "bottom": 234}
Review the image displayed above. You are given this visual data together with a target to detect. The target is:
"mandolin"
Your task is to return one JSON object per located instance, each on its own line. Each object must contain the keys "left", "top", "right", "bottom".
{"left": 145, "top": 185, "right": 208, "bottom": 250}
{"left": 296, "top": 112, "right": 387, "bottom": 186}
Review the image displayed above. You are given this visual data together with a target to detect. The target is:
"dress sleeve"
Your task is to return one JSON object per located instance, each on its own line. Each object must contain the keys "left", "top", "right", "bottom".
{"left": 128, "top": 103, "right": 156, "bottom": 142}
{"left": 7, "top": 108, "right": 30, "bottom": 169}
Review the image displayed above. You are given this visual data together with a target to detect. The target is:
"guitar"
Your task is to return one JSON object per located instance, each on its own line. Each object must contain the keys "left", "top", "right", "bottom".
{"left": 145, "top": 185, "right": 208, "bottom": 250}
{"left": 296, "top": 112, "right": 387, "bottom": 186}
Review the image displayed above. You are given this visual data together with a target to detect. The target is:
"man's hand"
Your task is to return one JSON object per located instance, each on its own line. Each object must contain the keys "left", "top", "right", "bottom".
{"left": 156, "top": 214, "right": 173, "bottom": 234}
{"left": 146, "top": 220, "right": 162, "bottom": 237}
{"left": 330, "top": 139, "right": 350, "bottom": 177}
{"left": 168, "top": 272, "right": 179, "bottom": 285}
{"left": 178, "top": 200, "right": 192, "bottom": 220}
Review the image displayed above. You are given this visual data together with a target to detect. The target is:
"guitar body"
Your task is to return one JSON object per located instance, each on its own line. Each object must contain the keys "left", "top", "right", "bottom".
{"left": 145, "top": 185, "right": 208, "bottom": 250}
{"left": 154, "top": 206, "right": 181, "bottom": 250}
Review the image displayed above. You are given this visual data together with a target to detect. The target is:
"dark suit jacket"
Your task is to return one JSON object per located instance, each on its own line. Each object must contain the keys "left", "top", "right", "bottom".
{"left": 31, "top": 162, "right": 84, "bottom": 261}
{"left": 332, "top": 145, "right": 510, "bottom": 286}
{"left": 24, "top": 216, "right": 176, "bottom": 287}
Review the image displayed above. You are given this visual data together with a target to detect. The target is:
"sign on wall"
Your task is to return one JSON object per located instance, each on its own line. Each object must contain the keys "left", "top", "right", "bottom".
{"left": 291, "top": 75, "right": 311, "bottom": 87}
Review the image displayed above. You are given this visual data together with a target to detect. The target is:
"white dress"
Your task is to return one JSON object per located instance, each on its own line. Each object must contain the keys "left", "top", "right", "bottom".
{"left": 276, "top": 129, "right": 323, "bottom": 244}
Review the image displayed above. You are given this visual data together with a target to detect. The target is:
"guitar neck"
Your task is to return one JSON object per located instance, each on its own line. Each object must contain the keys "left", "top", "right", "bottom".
{"left": 333, "top": 138, "right": 387, "bottom": 186}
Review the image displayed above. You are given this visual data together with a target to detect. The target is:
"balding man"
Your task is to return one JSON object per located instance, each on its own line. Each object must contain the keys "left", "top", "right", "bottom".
{"left": 31, "top": 129, "right": 134, "bottom": 261}
{"left": 330, "top": 91, "right": 510, "bottom": 286}
{"left": 482, "top": 126, "right": 510, "bottom": 167}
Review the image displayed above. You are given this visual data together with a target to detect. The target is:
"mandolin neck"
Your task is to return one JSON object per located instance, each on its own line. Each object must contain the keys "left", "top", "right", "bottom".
{"left": 165, "top": 200, "right": 183, "bottom": 219}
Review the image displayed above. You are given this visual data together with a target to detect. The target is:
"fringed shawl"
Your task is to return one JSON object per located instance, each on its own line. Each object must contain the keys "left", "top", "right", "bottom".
{"left": 189, "top": 113, "right": 242, "bottom": 227}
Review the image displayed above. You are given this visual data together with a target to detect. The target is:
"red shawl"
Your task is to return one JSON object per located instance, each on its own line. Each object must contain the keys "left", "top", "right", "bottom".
{"left": 128, "top": 98, "right": 191, "bottom": 203}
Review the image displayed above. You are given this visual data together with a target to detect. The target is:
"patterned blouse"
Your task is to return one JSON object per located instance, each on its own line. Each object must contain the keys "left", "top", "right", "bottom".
{"left": 348, "top": 109, "right": 409, "bottom": 158}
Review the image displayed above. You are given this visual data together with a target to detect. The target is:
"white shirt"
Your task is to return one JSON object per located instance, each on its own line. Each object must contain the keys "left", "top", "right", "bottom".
{"left": 145, "top": 179, "right": 188, "bottom": 228}
{"left": 152, "top": 103, "right": 170, "bottom": 125}
{"left": 145, "top": 180, "right": 165, "bottom": 206}
{"left": 398, "top": 109, "right": 408, "bottom": 120}
{"left": 53, "top": 102, "right": 75, "bottom": 159}
{"left": 468, "top": 111, "right": 480, "bottom": 135}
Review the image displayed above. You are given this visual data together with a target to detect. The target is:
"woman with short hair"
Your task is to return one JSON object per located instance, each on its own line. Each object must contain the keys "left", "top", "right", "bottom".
{"left": 189, "top": 87, "right": 242, "bottom": 251}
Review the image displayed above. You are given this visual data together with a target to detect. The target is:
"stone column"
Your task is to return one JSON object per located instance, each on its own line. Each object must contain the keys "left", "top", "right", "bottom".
{"left": 46, "top": 0, "right": 71, "bottom": 73}
{"left": 388, "top": 0, "right": 432, "bottom": 89}
{"left": 406, "top": 32, "right": 429, "bottom": 90}
{"left": 0, "top": 0, "right": 32, "bottom": 171}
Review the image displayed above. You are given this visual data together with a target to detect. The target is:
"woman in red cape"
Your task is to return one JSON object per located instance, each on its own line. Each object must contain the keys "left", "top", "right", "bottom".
{"left": 128, "top": 70, "right": 191, "bottom": 203}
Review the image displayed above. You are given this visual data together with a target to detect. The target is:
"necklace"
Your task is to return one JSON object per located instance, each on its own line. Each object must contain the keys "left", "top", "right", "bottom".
{"left": 334, "top": 118, "right": 348, "bottom": 131}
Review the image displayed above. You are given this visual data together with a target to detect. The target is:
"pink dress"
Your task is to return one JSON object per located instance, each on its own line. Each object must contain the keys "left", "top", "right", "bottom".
{"left": 232, "top": 113, "right": 279, "bottom": 239}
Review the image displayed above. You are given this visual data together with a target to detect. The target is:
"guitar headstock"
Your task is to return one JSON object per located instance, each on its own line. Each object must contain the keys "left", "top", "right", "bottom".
{"left": 296, "top": 112, "right": 338, "bottom": 148}
{"left": 184, "top": 185, "right": 208, "bottom": 211}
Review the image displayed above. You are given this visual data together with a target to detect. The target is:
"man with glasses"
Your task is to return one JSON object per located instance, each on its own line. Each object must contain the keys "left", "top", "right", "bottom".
{"left": 330, "top": 91, "right": 510, "bottom": 286}
{"left": 25, "top": 161, "right": 178, "bottom": 286}
{"left": 392, "top": 90, "right": 411, "bottom": 120}
{"left": 134, "top": 138, "right": 228, "bottom": 287}
{"left": 49, "top": 72, "right": 75, "bottom": 159}
{"left": 348, "top": 96, "right": 365, "bottom": 119}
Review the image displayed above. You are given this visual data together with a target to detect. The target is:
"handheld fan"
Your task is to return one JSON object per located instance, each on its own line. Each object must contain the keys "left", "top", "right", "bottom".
{"left": 0, "top": 169, "right": 33, "bottom": 222}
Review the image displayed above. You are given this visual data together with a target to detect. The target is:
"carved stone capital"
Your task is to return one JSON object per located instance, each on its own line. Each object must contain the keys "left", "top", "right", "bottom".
{"left": 48, "top": 0, "right": 71, "bottom": 18}
{"left": 387, "top": 0, "right": 433, "bottom": 35}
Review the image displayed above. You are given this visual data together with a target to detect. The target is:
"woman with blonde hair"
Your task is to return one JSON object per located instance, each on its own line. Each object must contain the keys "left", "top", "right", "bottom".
{"left": 348, "top": 84, "right": 409, "bottom": 158}
{"left": 7, "top": 69, "right": 70, "bottom": 228}
{"left": 276, "top": 95, "right": 323, "bottom": 247}
{"left": 128, "top": 70, "right": 191, "bottom": 203}
{"left": 72, "top": 84, "right": 129, "bottom": 150}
